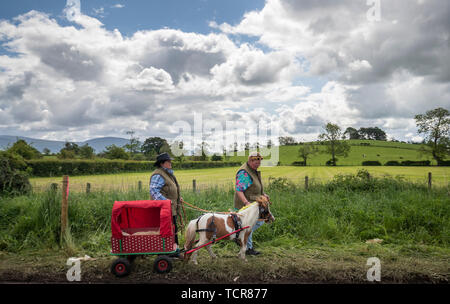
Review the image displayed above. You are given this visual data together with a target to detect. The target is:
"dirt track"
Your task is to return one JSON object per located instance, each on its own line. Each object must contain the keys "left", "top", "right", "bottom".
{"left": 0, "top": 251, "right": 448, "bottom": 284}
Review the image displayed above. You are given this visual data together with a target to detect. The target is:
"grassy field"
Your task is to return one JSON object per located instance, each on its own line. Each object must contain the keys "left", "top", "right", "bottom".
{"left": 1, "top": 172, "right": 449, "bottom": 283}
{"left": 226, "top": 140, "right": 436, "bottom": 166}
{"left": 27, "top": 139, "right": 448, "bottom": 192}
{"left": 29, "top": 165, "right": 450, "bottom": 193}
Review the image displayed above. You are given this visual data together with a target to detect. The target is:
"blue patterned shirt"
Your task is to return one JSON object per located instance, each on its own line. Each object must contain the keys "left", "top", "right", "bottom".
{"left": 235, "top": 169, "right": 253, "bottom": 192}
{"left": 149, "top": 168, "right": 174, "bottom": 200}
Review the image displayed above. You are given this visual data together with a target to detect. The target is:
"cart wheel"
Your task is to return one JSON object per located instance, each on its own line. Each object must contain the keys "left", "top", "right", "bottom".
{"left": 111, "top": 258, "right": 131, "bottom": 277}
{"left": 153, "top": 255, "right": 172, "bottom": 274}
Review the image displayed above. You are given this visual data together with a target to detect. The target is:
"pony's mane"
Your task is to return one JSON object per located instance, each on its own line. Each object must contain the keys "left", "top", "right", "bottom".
{"left": 237, "top": 202, "right": 259, "bottom": 215}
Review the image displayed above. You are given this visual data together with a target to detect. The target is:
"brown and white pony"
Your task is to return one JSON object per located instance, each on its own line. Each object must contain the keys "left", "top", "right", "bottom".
{"left": 184, "top": 195, "right": 275, "bottom": 264}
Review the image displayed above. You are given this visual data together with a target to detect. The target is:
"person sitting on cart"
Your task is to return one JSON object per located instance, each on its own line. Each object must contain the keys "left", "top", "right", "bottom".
{"left": 234, "top": 151, "right": 270, "bottom": 256}
{"left": 149, "top": 152, "right": 183, "bottom": 257}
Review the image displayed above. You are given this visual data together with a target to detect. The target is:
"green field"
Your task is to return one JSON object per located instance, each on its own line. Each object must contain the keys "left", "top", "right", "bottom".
{"left": 27, "top": 139, "right": 449, "bottom": 192}
{"left": 30, "top": 165, "right": 450, "bottom": 193}
{"left": 228, "top": 140, "right": 437, "bottom": 166}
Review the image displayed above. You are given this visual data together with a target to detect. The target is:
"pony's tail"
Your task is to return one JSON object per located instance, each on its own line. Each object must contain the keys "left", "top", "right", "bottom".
{"left": 183, "top": 219, "right": 197, "bottom": 261}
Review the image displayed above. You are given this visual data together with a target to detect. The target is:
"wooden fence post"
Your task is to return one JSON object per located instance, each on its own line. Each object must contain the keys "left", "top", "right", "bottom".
{"left": 61, "top": 175, "right": 69, "bottom": 242}
{"left": 86, "top": 183, "right": 91, "bottom": 193}
{"left": 193, "top": 179, "right": 197, "bottom": 193}
{"left": 305, "top": 176, "right": 309, "bottom": 191}
{"left": 428, "top": 172, "right": 432, "bottom": 190}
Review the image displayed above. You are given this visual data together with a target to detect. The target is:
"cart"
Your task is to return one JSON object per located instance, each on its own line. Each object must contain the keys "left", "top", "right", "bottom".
{"left": 110, "top": 200, "right": 178, "bottom": 277}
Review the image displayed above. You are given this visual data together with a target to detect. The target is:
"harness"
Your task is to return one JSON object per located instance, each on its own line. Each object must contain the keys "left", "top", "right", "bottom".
{"left": 195, "top": 214, "right": 217, "bottom": 243}
{"left": 194, "top": 203, "right": 270, "bottom": 246}
{"left": 231, "top": 213, "right": 242, "bottom": 245}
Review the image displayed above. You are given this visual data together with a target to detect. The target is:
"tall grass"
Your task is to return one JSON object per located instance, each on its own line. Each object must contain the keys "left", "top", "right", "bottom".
{"left": 0, "top": 171, "right": 448, "bottom": 254}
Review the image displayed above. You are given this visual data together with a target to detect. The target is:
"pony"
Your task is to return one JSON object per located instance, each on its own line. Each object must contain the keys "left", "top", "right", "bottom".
{"left": 183, "top": 195, "right": 275, "bottom": 264}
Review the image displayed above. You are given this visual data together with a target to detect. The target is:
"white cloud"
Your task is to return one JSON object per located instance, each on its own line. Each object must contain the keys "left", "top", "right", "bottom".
{"left": 211, "top": 0, "right": 450, "bottom": 136}
{"left": 0, "top": 9, "right": 302, "bottom": 141}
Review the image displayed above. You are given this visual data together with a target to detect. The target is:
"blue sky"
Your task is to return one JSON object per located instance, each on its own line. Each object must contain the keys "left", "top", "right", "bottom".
{"left": 0, "top": 0, "right": 448, "bottom": 144}
{"left": 0, "top": 0, "right": 266, "bottom": 36}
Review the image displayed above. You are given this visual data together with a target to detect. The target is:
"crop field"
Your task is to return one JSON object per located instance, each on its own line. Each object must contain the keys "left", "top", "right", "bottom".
{"left": 29, "top": 165, "right": 450, "bottom": 193}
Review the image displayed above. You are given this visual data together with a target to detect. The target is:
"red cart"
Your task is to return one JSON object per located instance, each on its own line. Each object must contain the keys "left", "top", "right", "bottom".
{"left": 110, "top": 200, "right": 178, "bottom": 277}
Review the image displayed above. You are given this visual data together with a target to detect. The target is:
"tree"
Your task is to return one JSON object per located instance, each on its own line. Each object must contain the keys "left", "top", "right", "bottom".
{"left": 57, "top": 142, "right": 80, "bottom": 159}
{"left": 58, "top": 149, "right": 76, "bottom": 159}
{"left": 0, "top": 151, "right": 31, "bottom": 196}
{"left": 278, "top": 136, "right": 296, "bottom": 146}
{"left": 79, "top": 144, "right": 95, "bottom": 159}
{"left": 170, "top": 140, "right": 187, "bottom": 163}
{"left": 344, "top": 127, "right": 360, "bottom": 140}
{"left": 195, "top": 141, "right": 209, "bottom": 161}
{"left": 103, "top": 145, "right": 129, "bottom": 160}
{"left": 7, "top": 139, "right": 41, "bottom": 160}
{"left": 298, "top": 143, "right": 318, "bottom": 166}
{"left": 318, "top": 123, "right": 351, "bottom": 166}
{"left": 141, "top": 137, "right": 168, "bottom": 157}
{"left": 415, "top": 107, "right": 450, "bottom": 164}
{"left": 124, "top": 131, "right": 141, "bottom": 156}
{"left": 211, "top": 154, "right": 223, "bottom": 161}
{"left": 244, "top": 142, "right": 250, "bottom": 151}
{"left": 358, "top": 127, "right": 387, "bottom": 141}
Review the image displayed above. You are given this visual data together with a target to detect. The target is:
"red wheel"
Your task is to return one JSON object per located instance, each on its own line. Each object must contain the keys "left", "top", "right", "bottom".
{"left": 154, "top": 256, "right": 172, "bottom": 274}
{"left": 111, "top": 258, "right": 131, "bottom": 277}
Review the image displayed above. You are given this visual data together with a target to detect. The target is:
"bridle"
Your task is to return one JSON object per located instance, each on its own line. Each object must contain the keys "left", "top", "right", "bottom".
{"left": 258, "top": 203, "right": 272, "bottom": 222}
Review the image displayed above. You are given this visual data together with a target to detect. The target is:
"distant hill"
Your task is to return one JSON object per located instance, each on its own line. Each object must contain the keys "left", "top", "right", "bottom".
{"left": 0, "top": 135, "right": 129, "bottom": 153}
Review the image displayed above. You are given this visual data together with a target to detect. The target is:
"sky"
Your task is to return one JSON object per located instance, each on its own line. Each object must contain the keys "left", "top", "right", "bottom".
{"left": 0, "top": 0, "right": 449, "bottom": 149}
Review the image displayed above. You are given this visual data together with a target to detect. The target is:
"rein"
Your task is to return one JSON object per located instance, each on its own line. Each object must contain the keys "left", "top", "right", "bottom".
{"left": 181, "top": 199, "right": 233, "bottom": 215}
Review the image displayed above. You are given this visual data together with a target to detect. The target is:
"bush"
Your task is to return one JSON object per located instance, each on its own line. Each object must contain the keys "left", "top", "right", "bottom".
{"left": 267, "top": 177, "right": 296, "bottom": 191}
{"left": 6, "top": 139, "right": 41, "bottom": 160}
{"left": 385, "top": 160, "right": 401, "bottom": 166}
{"left": 362, "top": 160, "right": 382, "bottom": 166}
{"left": 0, "top": 151, "right": 32, "bottom": 196}
{"left": 325, "top": 158, "right": 338, "bottom": 166}
{"left": 324, "top": 169, "right": 411, "bottom": 192}
{"left": 211, "top": 154, "right": 223, "bottom": 161}
{"left": 437, "top": 160, "right": 450, "bottom": 166}
{"left": 401, "top": 160, "right": 431, "bottom": 166}
{"left": 291, "top": 161, "right": 306, "bottom": 166}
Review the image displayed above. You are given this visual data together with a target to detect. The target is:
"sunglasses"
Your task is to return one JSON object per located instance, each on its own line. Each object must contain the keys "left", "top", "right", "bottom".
{"left": 250, "top": 157, "right": 263, "bottom": 161}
